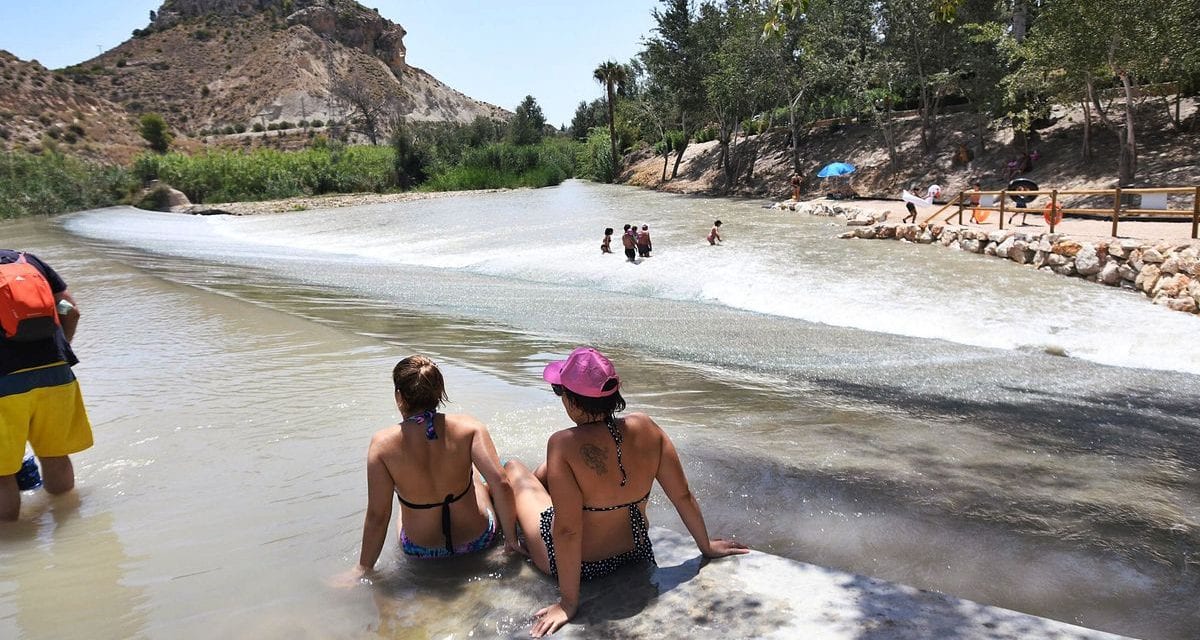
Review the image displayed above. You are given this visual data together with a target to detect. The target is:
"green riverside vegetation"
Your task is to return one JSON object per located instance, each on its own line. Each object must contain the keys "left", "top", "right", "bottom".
{"left": 1, "top": 97, "right": 586, "bottom": 217}
{"left": 0, "top": 151, "right": 135, "bottom": 219}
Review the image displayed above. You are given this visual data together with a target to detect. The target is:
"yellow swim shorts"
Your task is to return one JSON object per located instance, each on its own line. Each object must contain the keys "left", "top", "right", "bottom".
{"left": 0, "top": 362, "right": 93, "bottom": 475}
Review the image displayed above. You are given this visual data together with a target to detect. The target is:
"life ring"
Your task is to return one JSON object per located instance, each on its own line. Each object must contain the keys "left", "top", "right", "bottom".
{"left": 971, "top": 208, "right": 990, "bottom": 223}
{"left": 1043, "top": 202, "right": 1063, "bottom": 225}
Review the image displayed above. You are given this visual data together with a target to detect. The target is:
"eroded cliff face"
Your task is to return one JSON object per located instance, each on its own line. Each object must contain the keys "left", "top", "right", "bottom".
{"left": 152, "top": 0, "right": 406, "bottom": 75}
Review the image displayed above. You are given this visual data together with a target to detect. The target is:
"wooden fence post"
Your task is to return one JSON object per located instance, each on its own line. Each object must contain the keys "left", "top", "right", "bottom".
{"left": 998, "top": 191, "right": 1006, "bottom": 230}
{"left": 1111, "top": 187, "right": 1121, "bottom": 237}
{"left": 1049, "top": 189, "right": 1058, "bottom": 233}
{"left": 957, "top": 192, "right": 965, "bottom": 224}
{"left": 1192, "top": 186, "right": 1199, "bottom": 240}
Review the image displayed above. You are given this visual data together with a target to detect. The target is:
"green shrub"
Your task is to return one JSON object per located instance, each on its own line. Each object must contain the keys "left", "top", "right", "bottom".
{"left": 0, "top": 150, "right": 135, "bottom": 218}
{"left": 576, "top": 127, "right": 617, "bottom": 183}
{"left": 130, "top": 145, "right": 397, "bottom": 203}
{"left": 424, "top": 138, "right": 577, "bottom": 191}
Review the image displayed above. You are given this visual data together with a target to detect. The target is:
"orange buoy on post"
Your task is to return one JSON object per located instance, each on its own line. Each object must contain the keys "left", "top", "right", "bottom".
{"left": 1043, "top": 202, "right": 1063, "bottom": 225}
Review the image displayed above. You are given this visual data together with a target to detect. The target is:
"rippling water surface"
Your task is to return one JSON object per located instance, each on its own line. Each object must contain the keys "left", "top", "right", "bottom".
{"left": 2, "top": 181, "right": 1198, "bottom": 639}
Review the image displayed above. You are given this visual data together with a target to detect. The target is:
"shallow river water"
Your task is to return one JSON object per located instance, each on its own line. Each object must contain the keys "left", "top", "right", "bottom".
{"left": 1, "top": 180, "right": 1198, "bottom": 639}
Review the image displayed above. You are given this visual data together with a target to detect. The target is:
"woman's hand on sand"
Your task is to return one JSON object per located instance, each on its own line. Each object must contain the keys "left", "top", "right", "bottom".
{"left": 530, "top": 600, "right": 576, "bottom": 637}
{"left": 329, "top": 565, "right": 374, "bottom": 589}
{"left": 702, "top": 537, "right": 750, "bottom": 559}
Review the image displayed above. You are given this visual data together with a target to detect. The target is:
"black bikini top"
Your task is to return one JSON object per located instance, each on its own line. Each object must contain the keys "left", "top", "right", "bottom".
{"left": 397, "top": 478, "right": 473, "bottom": 553}
{"left": 583, "top": 490, "right": 650, "bottom": 512}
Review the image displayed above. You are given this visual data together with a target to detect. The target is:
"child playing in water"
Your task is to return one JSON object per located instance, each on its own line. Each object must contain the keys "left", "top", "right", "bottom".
{"left": 601, "top": 228, "right": 613, "bottom": 254}
{"left": 707, "top": 220, "right": 722, "bottom": 245}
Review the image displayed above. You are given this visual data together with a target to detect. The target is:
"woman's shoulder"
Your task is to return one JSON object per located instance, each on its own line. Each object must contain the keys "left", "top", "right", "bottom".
{"left": 442, "top": 412, "right": 488, "bottom": 437}
{"left": 619, "top": 413, "right": 662, "bottom": 439}
{"left": 368, "top": 423, "right": 404, "bottom": 452}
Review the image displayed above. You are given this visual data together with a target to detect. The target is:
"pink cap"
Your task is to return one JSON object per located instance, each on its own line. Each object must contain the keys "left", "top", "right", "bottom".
{"left": 542, "top": 347, "right": 621, "bottom": 397}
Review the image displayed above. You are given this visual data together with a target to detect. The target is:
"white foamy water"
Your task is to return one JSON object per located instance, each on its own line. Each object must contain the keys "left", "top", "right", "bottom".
{"left": 68, "top": 181, "right": 1200, "bottom": 375}
{"left": 9, "top": 190, "right": 1198, "bottom": 640}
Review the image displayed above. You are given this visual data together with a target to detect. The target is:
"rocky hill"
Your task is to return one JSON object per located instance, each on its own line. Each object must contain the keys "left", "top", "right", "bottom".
{"left": 3, "top": 0, "right": 507, "bottom": 163}
{"left": 0, "top": 51, "right": 147, "bottom": 164}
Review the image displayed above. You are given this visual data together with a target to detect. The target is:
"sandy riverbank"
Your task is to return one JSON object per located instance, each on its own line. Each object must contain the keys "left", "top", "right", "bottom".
{"left": 803, "top": 197, "right": 1200, "bottom": 245}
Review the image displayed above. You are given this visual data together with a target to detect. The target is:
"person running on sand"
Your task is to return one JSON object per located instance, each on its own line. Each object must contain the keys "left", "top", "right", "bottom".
{"left": 601, "top": 228, "right": 613, "bottom": 254}
{"left": 636, "top": 225, "right": 652, "bottom": 257}
{"left": 338, "top": 356, "right": 521, "bottom": 584}
{"left": 707, "top": 220, "right": 722, "bottom": 245}
{"left": 506, "top": 347, "right": 749, "bottom": 637}
{"left": 621, "top": 225, "right": 637, "bottom": 262}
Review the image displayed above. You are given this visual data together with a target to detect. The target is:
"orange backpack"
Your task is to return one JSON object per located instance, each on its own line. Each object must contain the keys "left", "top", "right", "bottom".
{"left": 0, "top": 253, "right": 61, "bottom": 342}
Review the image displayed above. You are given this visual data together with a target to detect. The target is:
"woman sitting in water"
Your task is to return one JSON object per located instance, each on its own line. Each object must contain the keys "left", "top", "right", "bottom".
{"left": 344, "top": 355, "right": 520, "bottom": 580}
{"left": 506, "top": 347, "right": 748, "bottom": 637}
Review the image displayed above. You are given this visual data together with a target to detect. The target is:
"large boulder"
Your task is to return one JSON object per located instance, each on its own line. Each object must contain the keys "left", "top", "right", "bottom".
{"left": 1118, "top": 262, "right": 1140, "bottom": 282}
{"left": 135, "top": 182, "right": 191, "bottom": 212}
{"left": 1098, "top": 261, "right": 1122, "bottom": 286}
{"left": 1153, "top": 273, "right": 1191, "bottom": 298}
{"left": 1136, "top": 264, "right": 1162, "bottom": 294}
{"left": 1074, "top": 245, "right": 1104, "bottom": 276}
{"left": 1007, "top": 239, "right": 1030, "bottom": 264}
{"left": 1141, "top": 248, "right": 1166, "bottom": 264}
{"left": 1052, "top": 240, "right": 1083, "bottom": 257}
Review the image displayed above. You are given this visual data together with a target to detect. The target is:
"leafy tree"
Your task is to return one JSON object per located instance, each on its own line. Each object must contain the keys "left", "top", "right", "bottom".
{"left": 390, "top": 120, "right": 428, "bottom": 189}
{"left": 1017, "top": 0, "right": 1188, "bottom": 184}
{"left": 641, "top": 0, "right": 709, "bottom": 179}
{"left": 569, "top": 99, "right": 607, "bottom": 141}
{"left": 331, "top": 71, "right": 396, "bottom": 145}
{"left": 593, "top": 60, "right": 628, "bottom": 175}
{"left": 138, "top": 113, "right": 172, "bottom": 153}
{"left": 700, "top": 1, "right": 789, "bottom": 188}
{"left": 508, "top": 95, "right": 546, "bottom": 145}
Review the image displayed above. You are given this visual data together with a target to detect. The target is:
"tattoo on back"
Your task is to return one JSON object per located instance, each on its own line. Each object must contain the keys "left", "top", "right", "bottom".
{"left": 580, "top": 443, "right": 608, "bottom": 475}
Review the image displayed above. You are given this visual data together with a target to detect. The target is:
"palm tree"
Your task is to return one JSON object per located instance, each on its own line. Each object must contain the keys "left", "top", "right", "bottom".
{"left": 593, "top": 61, "right": 627, "bottom": 178}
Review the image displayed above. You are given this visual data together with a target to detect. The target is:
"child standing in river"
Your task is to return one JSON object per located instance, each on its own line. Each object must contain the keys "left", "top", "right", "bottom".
{"left": 601, "top": 228, "right": 613, "bottom": 254}
{"left": 707, "top": 220, "right": 722, "bottom": 245}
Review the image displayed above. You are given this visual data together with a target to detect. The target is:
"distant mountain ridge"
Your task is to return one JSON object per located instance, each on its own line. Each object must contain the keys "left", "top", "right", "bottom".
{"left": 1, "top": 0, "right": 507, "bottom": 163}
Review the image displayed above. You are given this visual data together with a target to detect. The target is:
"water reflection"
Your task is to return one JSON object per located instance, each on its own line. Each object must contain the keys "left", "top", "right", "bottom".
{"left": 2, "top": 503, "right": 148, "bottom": 639}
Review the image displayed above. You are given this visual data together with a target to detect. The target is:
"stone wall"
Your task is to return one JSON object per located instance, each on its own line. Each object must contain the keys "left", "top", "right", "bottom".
{"left": 783, "top": 202, "right": 1200, "bottom": 315}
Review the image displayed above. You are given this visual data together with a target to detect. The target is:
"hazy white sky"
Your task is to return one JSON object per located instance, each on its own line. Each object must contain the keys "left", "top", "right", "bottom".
{"left": 0, "top": 0, "right": 659, "bottom": 126}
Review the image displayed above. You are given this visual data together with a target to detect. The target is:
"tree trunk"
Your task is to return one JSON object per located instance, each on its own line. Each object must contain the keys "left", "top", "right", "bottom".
{"left": 789, "top": 90, "right": 805, "bottom": 173}
{"left": 975, "top": 112, "right": 988, "bottom": 158}
{"left": 1011, "top": 0, "right": 1028, "bottom": 42}
{"left": 1118, "top": 72, "right": 1137, "bottom": 185}
{"left": 606, "top": 84, "right": 618, "bottom": 179}
{"left": 670, "top": 116, "right": 690, "bottom": 179}
{"left": 1080, "top": 97, "right": 1092, "bottom": 160}
{"left": 661, "top": 149, "right": 669, "bottom": 181}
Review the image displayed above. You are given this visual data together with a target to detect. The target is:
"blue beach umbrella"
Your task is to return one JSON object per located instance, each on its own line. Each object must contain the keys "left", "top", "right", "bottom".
{"left": 817, "top": 162, "right": 856, "bottom": 178}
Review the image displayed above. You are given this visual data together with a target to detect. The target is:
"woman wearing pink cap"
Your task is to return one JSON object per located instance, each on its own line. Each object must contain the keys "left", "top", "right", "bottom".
{"left": 506, "top": 347, "right": 749, "bottom": 637}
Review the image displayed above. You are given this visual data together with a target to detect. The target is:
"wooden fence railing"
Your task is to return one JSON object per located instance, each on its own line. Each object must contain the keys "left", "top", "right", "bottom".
{"left": 920, "top": 186, "right": 1200, "bottom": 238}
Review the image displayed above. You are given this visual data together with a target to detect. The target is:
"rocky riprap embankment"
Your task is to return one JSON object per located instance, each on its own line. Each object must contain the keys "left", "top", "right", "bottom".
{"left": 781, "top": 201, "right": 1200, "bottom": 315}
